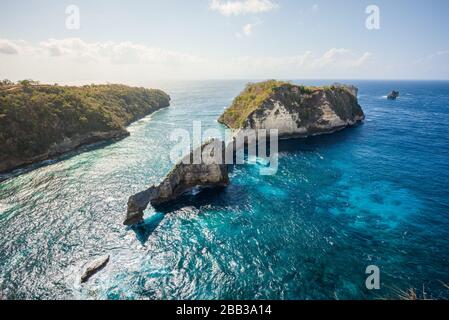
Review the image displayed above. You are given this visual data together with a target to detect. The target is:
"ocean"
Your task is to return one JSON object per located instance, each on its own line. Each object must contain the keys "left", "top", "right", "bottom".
{"left": 1, "top": 80, "right": 448, "bottom": 299}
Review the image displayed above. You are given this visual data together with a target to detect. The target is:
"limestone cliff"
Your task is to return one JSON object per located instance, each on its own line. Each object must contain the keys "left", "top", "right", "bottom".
{"left": 218, "top": 80, "right": 365, "bottom": 138}
{"left": 125, "top": 139, "right": 229, "bottom": 225}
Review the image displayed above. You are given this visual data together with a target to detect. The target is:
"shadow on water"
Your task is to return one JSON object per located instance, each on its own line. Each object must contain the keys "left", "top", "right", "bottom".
{"left": 130, "top": 186, "right": 246, "bottom": 244}
{"left": 155, "top": 187, "right": 233, "bottom": 214}
{"left": 277, "top": 124, "right": 363, "bottom": 154}
{"left": 0, "top": 138, "right": 123, "bottom": 182}
{"left": 131, "top": 212, "right": 165, "bottom": 244}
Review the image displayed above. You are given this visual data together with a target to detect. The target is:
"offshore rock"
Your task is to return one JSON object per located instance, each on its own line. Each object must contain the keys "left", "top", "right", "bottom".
{"left": 387, "top": 90, "right": 400, "bottom": 100}
{"left": 80, "top": 255, "right": 110, "bottom": 283}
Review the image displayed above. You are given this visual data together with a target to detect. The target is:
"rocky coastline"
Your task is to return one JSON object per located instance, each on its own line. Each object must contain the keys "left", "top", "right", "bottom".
{"left": 0, "top": 84, "right": 170, "bottom": 173}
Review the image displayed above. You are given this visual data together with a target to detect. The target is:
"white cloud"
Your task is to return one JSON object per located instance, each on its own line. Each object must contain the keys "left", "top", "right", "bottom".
{"left": 351, "top": 52, "right": 373, "bottom": 67}
{"left": 2, "top": 37, "right": 203, "bottom": 65}
{"left": 210, "top": 0, "right": 278, "bottom": 16}
{"left": 311, "top": 48, "right": 351, "bottom": 68}
{"left": 0, "top": 39, "right": 20, "bottom": 55}
{"left": 233, "top": 48, "right": 372, "bottom": 72}
{"left": 0, "top": 36, "right": 374, "bottom": 82}
{"left": 314, "top": 48, "right": 373, "bottom": 69}
{"left": 0, "top": 37, "right": 207, "bottom": 82}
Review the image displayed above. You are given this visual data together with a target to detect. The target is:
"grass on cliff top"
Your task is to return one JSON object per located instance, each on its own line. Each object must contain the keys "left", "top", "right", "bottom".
{"left": 218, "top": 80, "right": 317, "bottom": 129}
{"left": 218, "top": 80, "right": 288, "bottom": 128}
{"left": 0, "top": 83, "right": 170, "bottom": 160}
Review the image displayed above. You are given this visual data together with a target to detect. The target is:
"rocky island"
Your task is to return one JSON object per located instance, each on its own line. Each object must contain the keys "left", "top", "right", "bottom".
{"left": 0, "top": 83, "right": 170, "bottom": 173}
{"left": 218, "top": 80, "right": 365, "bottom": 138}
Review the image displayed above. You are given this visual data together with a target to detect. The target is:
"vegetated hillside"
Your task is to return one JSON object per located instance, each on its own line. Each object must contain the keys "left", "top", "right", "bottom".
{"left": 0, "top": 83, "right": 170, "bottom": 172}
{"left": 218, "top": 80, "right": 291, "bottom": 129}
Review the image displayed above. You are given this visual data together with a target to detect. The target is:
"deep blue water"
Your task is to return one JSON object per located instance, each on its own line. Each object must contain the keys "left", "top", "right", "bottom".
{"left": 1, "top": 80, "right": 449, "bottom": 300}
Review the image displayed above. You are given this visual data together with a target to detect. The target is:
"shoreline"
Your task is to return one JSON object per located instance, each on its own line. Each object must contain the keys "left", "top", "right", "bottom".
{"left": 0, "top": 106, "right": 170, "bottom": 180}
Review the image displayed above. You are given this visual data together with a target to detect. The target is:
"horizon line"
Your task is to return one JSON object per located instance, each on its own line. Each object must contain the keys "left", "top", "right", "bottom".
{"left": 3, "top": 78, "right": 449, "bottom": 87}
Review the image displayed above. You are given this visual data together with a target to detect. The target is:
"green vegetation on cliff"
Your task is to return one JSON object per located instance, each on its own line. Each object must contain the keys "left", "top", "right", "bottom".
{"left": 0, "top": 83, "right": 170, "bottom": 172}
{"left": 218, "top": 80, "right": 362, "bottom": 130}
{"left": 218, "top": 80, "right": 316, "bottom": 128}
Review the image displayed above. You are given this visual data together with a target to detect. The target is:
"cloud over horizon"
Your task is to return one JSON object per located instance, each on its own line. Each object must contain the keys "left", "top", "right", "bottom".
{"left": 36, "top": 38, "right": 203, "bottom": 65}
{"left": 0, "top": 36, "right": 379, "bottom": 83}
{"left": 0, "top": 39, "right": 20, "bottom": 55}
{"left": 230, "top": 48, "right": 373, "bottom": 75}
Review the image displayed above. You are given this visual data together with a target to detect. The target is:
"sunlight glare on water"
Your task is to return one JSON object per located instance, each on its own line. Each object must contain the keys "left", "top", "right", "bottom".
{"left": 1, "top": 80, "right": 449, "bottom": 300}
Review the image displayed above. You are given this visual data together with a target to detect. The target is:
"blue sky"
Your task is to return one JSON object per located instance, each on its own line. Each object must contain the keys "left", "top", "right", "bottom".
{"left": 1, "top": 0, "right": 448, "bottom": 83}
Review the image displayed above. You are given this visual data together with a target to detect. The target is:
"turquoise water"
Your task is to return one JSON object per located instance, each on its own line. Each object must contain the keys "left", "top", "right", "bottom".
{"left": 1, "top": 80, "right": 449, "bottom": 300}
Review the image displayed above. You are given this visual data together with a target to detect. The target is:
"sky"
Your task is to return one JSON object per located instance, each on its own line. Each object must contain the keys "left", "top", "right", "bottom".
{"left": 0, "top": 0, "right": 449, "bottom": 84}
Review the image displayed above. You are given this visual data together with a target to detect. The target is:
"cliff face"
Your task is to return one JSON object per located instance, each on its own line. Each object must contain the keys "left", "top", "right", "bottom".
{"left": 0, "top": 84, "right": 170, "bottom": 173}
{"left": 125, "top": 139, "right": 229, "bottom": 225}
{"left": 218, "top": 81, "right": 365, "bottom": 138}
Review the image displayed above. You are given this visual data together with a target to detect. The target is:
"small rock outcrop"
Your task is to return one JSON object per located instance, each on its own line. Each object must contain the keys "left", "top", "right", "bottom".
{"left": 124, "top": 139, "right": 229, "bottom": 225}
{"left": 218, "top": 80, "right": 365, "bottom": 139}
{"left": 387, "top": 91, "right": 400, "bottom": 100}
{"left": 80, "top": 255, "right": 110, "bottom": 283}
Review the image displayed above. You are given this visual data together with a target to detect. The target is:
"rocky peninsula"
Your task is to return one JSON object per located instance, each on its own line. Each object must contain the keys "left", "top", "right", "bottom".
{"left": 0, "top": 83, "right": 170, "bottom": 173}
{"left": 218, "top": 80, "right": 365, "bottom": 138}
{"left": 125, "top": 139, "right": 229, "bottom": 225}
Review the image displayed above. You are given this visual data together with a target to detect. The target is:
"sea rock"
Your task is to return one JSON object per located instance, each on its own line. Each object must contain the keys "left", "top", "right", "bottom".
{"left": 124, "top": 139, "right": 229, "bottom": 225}
{"left": 80, "top": 255, "right": 110, "bottom": 283}
{"left": 387, "top": 91, "right": 400, "bottom": 100}
{"left": 218, "top": 80, "right": 365, "bottom": 139}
